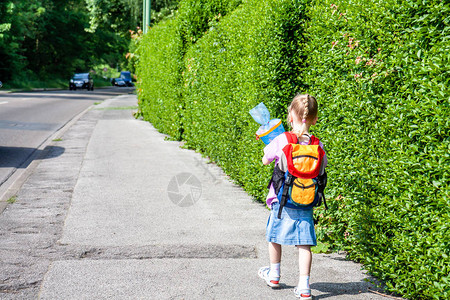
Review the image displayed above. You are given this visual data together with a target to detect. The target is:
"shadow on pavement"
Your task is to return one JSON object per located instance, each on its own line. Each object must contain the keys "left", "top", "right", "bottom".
{"left": 277, "top": 283, "right": 297, "bottom": 290}
{"left": 312, "top": 281, "right": 385, "bottom": 299}
{"left": 1, "top": 87, "right": 135, "bottom": 101}
{"left": 0, "top": 145, "right": 65, "bottom": 169}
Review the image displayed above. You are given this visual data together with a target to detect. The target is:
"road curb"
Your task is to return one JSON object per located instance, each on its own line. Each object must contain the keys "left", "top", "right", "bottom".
{"left": 0, "top": 105, "right": 94, "bottom": 214}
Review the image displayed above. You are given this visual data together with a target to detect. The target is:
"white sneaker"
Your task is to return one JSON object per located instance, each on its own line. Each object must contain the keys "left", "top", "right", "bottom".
{"left": 258, "top": 266, "right": 280, "bottom": 288}
{"left": 294, "top": 286, "right": 312, "bottom": 299}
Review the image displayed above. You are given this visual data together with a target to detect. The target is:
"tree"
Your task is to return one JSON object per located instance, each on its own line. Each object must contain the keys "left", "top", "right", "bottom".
{"left": 85, "top": 0, "right": 142, "bottom": 33}
{"left": 0, "top": 0, "right": 181, "bottom": 85}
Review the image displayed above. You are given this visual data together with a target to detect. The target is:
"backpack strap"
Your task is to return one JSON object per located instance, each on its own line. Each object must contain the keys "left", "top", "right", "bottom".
{"left": 308, "top": 134, "right": 320, "bottom": 145}
{"left": 286, "top": 132, "right": 321, "bottom": 146}
{"left": 275, "top": 133, "right": 297, "bottom": 219}
{"left": 277, "top": 172, "right": 293, "bottom": 219}
{"left": 284, "top": 132, "right": 298, "bottom": 144}
{"left": 316, "top": 170, "right": 328, "bottom": 210}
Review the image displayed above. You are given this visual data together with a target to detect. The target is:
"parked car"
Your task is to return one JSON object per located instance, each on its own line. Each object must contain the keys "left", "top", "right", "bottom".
{"left": 69, "top": 73, "right": 94, "bottom": 91}
{"left": 119, "top": 71, "right": 134, "bottom": 87}
{"left": 111, "top": 77, "right": 127, "bottom": 87}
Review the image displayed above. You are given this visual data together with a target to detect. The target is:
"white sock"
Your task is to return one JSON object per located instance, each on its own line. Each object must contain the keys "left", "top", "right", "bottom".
{"left": 298, "top": 275, "right": 310, "bottom": 291}
{"left": 269, "top": 263, "right": 280, "bottom": 277}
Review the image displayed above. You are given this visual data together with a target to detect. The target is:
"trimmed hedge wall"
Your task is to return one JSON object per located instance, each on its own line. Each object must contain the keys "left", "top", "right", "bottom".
{"left": 182, "top": 0, "right": 308, "bottom": 197}
{"left": 136, "top": 0, "right": 449, "bottom": 298}
{"left": 177, "top": 0, "right": 243, "bottom": 47}
{"left": 304, "top": 1, "right": 449, "bottom": 299}
{"left": 136, "top": 0, "right": 243, "bottom": 140}
{"left": 136, "top": 18, "right": 184, "bottom": 139}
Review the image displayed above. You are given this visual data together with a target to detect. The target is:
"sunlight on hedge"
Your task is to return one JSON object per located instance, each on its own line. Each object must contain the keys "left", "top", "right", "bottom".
{"left": 136, "top": 0, "right": 449, "bottom": 298}
{"left": 305, "top": 1, "right": 449, "bottom": 299}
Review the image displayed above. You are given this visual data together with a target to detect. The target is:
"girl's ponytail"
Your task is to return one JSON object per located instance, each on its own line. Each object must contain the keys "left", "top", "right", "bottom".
{"left": 299, "top": 95, "right": 310, "bottom": 136}
{"left": 288, "top": 94, "right": 318, "bottom": 138}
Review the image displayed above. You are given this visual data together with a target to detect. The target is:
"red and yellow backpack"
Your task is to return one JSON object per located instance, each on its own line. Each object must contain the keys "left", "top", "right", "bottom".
{"left": 270, "top": 132, "right": 328, "bottom": 218}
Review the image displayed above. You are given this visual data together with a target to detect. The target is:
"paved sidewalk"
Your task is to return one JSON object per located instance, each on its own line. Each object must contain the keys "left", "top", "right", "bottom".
{"left": 0, "top": 94, "right": 388, "bottom": 299}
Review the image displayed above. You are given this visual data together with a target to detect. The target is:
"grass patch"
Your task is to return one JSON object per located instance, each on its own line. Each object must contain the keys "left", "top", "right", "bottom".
{"left": 94, "top": 106, "right": 138, "bottom": 110}
{"left": 2, "top": 74, "right": 113, "bottom": 90}
{"left": 52, "top": 138, "right": 63, "bottom": 142}
{"left": 7, "top": 196, "right": 17, "bottom": 204}
{"left": 2, "top": 78, "right": 68, "bottom": 90}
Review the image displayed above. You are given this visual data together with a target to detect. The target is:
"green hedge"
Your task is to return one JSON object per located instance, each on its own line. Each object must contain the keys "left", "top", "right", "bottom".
{"left": 136, "top": 0, "right": 243, "bottom": 140}
{"left": 182, "top": 0, "right": 308, "bottom": 198}
{"left": 135, "top": 0, "right": 449, "bottom": 298}
{"left": 304, "top": 1, "right": 449, "bottom": 299}
{"left": 136, "top": 18, "right": 184, "bottom": 139}
{"left": 177, "top": 0, "right": 243, "bottom": 47}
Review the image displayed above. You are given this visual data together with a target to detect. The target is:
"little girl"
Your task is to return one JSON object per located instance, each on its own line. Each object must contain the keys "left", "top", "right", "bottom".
{"left": 258, "top": 94, "right": 327, "bottom": 299}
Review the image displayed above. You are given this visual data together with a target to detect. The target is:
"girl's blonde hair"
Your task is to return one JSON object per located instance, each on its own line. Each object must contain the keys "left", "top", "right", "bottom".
{"left": 288, "top": 93, "right": 318, "bottom": 137}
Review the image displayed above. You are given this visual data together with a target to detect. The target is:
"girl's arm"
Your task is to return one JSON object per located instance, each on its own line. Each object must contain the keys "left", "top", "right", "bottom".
{"left": 262, "top": 133, "right": 288, "bottom": 166}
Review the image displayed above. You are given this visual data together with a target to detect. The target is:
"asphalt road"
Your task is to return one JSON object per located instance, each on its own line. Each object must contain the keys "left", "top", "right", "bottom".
{"left": 0, "top": 87, "right": 135, "bottom": 203}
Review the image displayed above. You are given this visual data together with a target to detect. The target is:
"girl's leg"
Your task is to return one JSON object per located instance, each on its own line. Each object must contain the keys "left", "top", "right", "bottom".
{"left": 297, "top": 245, "right": 311, "bottom": 275}
{"left": 259, "top": 242, "right": 282, "bottom": 287}
{"left": 295, "top": 245, "right": 312, "bottom": 299}
{"left": 268, "top": 242, "right": 281, "bottom": 278}
{"left": 269, "top": 242, "right": 282, "bottom": 263}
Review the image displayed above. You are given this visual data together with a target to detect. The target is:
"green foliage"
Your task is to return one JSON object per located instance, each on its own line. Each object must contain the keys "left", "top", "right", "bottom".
{"left": 85, "top": 0, "right": 141, "bottom": 33}
{"left": 305, "top": 0, "right": 449, "bottom": 299}
{"left": 0, "top": 0, "right": 43, "bottom": 81}
{"left": 152, "top": 0, "right": 180, "bottom": 12}
{"left": 136, "top": 0, "right": 449, "bottom": 298}
{"left": 136, "top": 18, "right": 184, "bottom": 139}
{"left": 311, "top": 241, "right": 331, "bottom": 254}
{"left": 92, "top": 64, "right": 121, "bottom": 81}
{"left": 0, "top": 0, "right": 140, "bottom": 85}
{"left": 151, "top": 0, "right": 180, "bottom": 24}
{"left": 177, "top": 0, "right": 242, "bottom": 47}
{"left": 1, "top": 72, "right": 111, "bottom": 90}
{"left": 182, "top": 0, "right": 308, "bottom": 199}
{"left": 2, "top": 78, "right": 68, "bottom": 90}
{"left": 7, "top": 196, "right": 17, "bottom": 204}
{"left": 22, "top": 2, "right": 93, "bottom": 76}
{"left": 137, "top": 0, "right": 307, "bottom": 196}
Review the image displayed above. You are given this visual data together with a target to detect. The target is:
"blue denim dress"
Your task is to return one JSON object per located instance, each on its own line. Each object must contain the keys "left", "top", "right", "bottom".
{"left": 266, "top": 202, "right": 317, "bottom": 246}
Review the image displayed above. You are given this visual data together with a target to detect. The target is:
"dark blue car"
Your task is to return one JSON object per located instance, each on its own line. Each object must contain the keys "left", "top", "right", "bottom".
{"left": 120, "top": 71, "right": 134, "bottom": 87}
{"left": 69, "top": 73, "right": 94, "bottom": 91}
